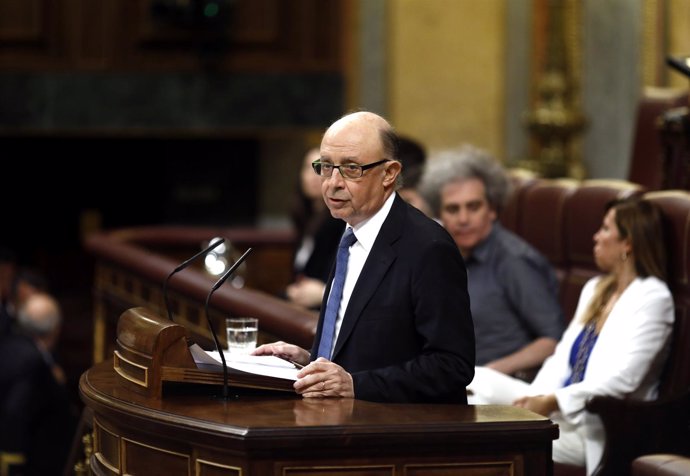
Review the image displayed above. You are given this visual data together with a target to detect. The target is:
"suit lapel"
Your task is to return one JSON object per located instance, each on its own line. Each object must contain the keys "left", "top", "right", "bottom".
{"left": 332, "top": 195, "right": 405, "bottom": 359}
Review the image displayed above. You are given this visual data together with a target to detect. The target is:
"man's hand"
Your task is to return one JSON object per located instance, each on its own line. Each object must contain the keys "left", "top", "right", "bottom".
{"left": 294, "top": 357, "right": 355, "bottom": 398}
{"left": 252, "top": 341, "right": 310, "bottom": 367}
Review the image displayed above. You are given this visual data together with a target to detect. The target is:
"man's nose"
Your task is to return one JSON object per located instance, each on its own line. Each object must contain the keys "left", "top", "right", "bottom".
{"left": 457, "top": 208, "right": 470, "bottom": 222}
{"left": 327, "top": 167, "right": 346, "bottom": 184}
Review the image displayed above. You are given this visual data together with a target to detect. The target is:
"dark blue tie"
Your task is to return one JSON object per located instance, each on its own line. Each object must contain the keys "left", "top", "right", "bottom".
{"left": 317, "top": 227, "right": 357, "bottom": 359}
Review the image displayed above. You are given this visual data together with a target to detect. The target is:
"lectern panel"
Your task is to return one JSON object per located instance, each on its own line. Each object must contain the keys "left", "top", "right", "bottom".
{"left": 196, "top": 459, "right": 242, "bottom": 476}
{"left": 283, "top": 466, "right": 393, "bottom": 475}
{"left": 123, "top": 438, "right": 190, "bottom": 475}
{"left": 93, "top": 418, "right": 120, "bottom": 475}
{"left": 404, "top": 462, "right": 515, "bottom": 475}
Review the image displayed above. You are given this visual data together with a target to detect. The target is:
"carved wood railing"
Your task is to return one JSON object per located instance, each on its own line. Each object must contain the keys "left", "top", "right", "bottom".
{"left": 84, "top": 226, "right": 319, "bottom": 363}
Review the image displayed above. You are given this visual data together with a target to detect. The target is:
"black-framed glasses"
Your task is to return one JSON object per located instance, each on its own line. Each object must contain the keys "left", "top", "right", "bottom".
{"left": 312, "top": 159, "right": 390, "bottom": 179}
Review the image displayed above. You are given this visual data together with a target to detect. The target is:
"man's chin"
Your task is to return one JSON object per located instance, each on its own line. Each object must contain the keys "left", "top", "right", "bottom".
{"left": 327, "top": 207, "right": 348, "bottom": 220}
{"left": 455, "top": 238, "right": 477, "bottom": 253}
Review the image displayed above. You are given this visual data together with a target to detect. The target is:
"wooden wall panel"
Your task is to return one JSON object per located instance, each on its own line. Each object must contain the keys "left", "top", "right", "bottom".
{"left": 0, "top": 0, "right": 343, "bottom": 72}
{"left": 70, "top": 0, "right": 112, "bottom": 70}
{"left": 0, "top": 0, "right": 68, "bottom": 69}
{"left": 0, "top": 0, "right": 44, "bottom": 42}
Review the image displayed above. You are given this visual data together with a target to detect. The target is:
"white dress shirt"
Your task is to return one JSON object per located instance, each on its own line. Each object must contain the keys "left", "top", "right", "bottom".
{"left": 328, "top": 192, "right": 396, "bottom": 352}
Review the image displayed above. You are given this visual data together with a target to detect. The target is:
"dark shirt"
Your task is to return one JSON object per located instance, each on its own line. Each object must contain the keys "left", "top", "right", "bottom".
{"left": 466, "top": 223, "right": 565, "bottom": 365}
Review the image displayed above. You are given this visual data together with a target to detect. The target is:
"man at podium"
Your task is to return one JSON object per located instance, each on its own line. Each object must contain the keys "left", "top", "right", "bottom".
{"left": 254, "top": 111, "right": 475, "bottom": 403}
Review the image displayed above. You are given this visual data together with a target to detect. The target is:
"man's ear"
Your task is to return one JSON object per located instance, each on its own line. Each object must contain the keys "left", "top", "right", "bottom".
{"left": 383, "top": 160, "right": 402, "bottom": 186}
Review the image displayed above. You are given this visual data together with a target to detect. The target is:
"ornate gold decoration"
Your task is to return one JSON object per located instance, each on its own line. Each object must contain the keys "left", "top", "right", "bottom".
{"left": 523, "top": 0, "right": 587, "bottom": 179}
{"left": 73, "top": 432, "right": 93, "bottom": 476}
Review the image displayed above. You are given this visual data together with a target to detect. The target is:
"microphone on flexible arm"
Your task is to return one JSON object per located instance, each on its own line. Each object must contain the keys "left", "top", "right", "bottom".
{"left": 163, "top": 237, "right": 226, "bottom": 322}
{"left": 204, "top": 247, "right": 253, "bottom": 400}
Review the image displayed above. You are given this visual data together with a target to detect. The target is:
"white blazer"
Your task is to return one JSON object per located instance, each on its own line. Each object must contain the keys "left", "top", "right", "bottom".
{"left": 530, "top": 275, "right": 674, "bottom": 472}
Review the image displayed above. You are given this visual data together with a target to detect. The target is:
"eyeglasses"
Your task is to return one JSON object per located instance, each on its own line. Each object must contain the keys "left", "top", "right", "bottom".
{"left": 311, "top": 159, "right": 390, "bottom": 179}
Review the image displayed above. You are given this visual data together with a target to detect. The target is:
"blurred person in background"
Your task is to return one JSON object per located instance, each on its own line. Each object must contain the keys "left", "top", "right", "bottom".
{"left": 420, "top": 145, "right": 564, "bottom": 378}
{"left": 0, "top": 292, "right": 77, "bottom": 475}
{"left": 397, "top": 135, "right": 431, "bottom": 216}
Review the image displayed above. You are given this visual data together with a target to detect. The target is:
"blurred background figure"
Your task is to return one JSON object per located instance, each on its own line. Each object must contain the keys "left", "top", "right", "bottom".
{"left": 420, "top": 145, "right": 564, "bottom": 378}
{"left": 10, "top": 267, "right": 51, "bottom": 318}
{"left": 397, "top": 135, "right": 431, "bottom": 216}
{"left": 0, "top": 292, "right": 78, "bottom": 476}
{"left": 285, "top": 147, "right": 345, "bottom": 309}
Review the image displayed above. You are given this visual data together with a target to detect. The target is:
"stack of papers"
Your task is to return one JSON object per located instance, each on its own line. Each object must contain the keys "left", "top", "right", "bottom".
{"left": 189, "top": 344, "right": 299, "bottom": 382}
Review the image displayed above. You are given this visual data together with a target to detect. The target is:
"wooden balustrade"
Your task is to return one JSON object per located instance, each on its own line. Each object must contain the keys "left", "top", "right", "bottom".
{"left": 84, "top": 226, "right": 319, "bottom": 363}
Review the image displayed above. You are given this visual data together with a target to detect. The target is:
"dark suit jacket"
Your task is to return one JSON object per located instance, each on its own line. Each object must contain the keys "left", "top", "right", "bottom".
{"left": 0, "top": 332, "right": 76, "bottom": 475}
{"left": 310, "top": 194, "right": 475, "bottom": 403}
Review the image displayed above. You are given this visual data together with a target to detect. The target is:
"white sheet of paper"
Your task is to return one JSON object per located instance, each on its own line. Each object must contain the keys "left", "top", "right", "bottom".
{"left": 189, "top": 343, "right": 219, "bottom": 364}
{"left": 467, "top": 366, "right": 531, "bottom": 404}
{"left": 190, "top": 344, "right": 298, "bottom": 381}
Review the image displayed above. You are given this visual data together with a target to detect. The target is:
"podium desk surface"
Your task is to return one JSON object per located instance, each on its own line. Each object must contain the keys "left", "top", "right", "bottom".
{"left": 80, "top": 360, "right": 558, "bottom": 475}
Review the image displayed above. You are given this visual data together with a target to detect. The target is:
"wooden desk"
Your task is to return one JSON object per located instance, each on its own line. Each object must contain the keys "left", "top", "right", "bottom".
{"left": 81, "top": 360, "right": 558, "bottom": 476}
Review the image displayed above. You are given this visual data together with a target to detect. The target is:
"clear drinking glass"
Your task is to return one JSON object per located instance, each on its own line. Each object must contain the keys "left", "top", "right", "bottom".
{"left": 225, "top": 317, "right": 258, "bottom": 353}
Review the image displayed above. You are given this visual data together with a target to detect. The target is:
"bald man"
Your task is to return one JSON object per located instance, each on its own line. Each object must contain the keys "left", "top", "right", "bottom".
{"left": 18, "top": 292, "right": 62, "bottom": 360}
{"left": 254, "top": 111, "right": 475, "bottom": 403}
{"left": 1, "top": 293, "right": 75, "bottom": 475}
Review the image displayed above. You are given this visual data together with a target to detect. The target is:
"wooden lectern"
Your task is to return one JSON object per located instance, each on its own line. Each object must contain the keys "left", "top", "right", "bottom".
{"left": 81, "top": 358, "right": 558, "bottom": 475}
{"left": 78, "top": 309, "right": 559, "bottom": 475}
{"left": 113, "top": 307, "right": 294, "bottom": 399}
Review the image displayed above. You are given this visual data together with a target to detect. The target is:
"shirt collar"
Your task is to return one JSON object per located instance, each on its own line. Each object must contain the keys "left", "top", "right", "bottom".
{"left": 350, "top": 193, "right": 396, "bottom": 252}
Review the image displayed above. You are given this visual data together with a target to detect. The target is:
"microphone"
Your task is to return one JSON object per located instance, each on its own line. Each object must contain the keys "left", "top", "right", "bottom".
{"left": 163, "top": 237, "right": 225, "bottom": 322}
{"left": 204, "top": 247, "right": 253, "bottom": 399}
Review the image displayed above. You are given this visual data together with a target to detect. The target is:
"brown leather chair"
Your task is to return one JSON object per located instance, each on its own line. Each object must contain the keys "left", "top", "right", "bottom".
{"left": 644, "top": 191, "right": 690, "bottom": 397}
{"left": 628, "top": 87, "right": 688, "bottom": 190}
{"left": 501, "top": 167, "right": 539, "bottom": 234}
{"left": 517, "top": 178, "right": 579, "bottom": 295}
{"left": 632, "top": 454, "right": 690, "bottom": 476}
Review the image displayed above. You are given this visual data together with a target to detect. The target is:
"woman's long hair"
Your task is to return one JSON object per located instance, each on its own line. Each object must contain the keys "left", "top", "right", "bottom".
{"left": 580, "top": 198, "right": 667, "bottom": 325}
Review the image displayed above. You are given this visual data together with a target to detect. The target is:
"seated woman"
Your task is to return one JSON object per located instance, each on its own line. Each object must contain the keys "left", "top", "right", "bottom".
{"left": 468, "top": 197, "right": 674, "bottom": 475}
